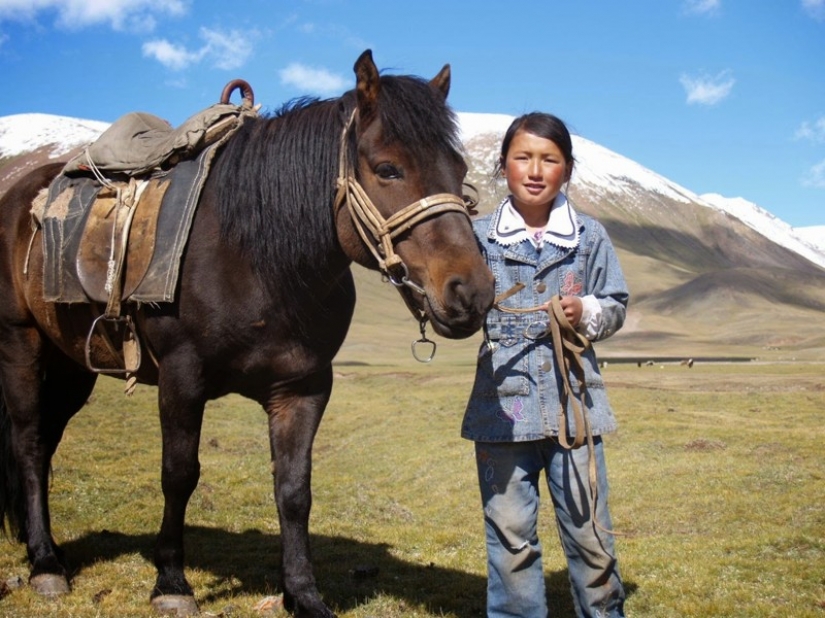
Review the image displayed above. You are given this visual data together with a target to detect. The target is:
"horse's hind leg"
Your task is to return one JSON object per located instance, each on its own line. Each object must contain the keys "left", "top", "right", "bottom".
{"left": 0, "top": 343, "right": 96, "bottom": 596}
{"left": 149, "top": 359, "right": 206, "bottom": 617}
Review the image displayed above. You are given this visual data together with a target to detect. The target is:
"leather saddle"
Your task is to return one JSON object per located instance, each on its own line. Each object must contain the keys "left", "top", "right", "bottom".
{"left": 75, "top": 177, "right": 169, "bottom": 303}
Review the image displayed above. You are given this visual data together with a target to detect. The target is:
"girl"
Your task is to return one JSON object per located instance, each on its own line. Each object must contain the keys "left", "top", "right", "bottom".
{"left": 463, "top": 112, "right": 628, "bottom": 617}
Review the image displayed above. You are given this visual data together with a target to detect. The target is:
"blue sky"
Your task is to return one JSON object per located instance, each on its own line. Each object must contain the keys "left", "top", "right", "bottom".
{"left": 0, "top": 0, "right": 823, "bottom": 228}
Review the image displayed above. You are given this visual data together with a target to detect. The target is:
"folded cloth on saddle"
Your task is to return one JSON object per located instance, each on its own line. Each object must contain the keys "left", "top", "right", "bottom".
{"left": 62, "top": 102, "right": 256, "bottom": 177}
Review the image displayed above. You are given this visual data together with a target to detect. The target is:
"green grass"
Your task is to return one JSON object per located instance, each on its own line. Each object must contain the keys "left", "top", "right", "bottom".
{"left": 1, "top": 362, "right": 824, "bottom": 617}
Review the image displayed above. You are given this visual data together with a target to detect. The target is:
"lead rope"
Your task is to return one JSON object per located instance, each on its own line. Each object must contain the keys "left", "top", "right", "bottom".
{"left": 493, "top": 283, "right": 619, "bottom": 539}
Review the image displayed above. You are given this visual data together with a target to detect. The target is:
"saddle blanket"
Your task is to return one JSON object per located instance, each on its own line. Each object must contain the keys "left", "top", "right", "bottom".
{"left": 37, "top": 143, "right": 219, "bottom": 304}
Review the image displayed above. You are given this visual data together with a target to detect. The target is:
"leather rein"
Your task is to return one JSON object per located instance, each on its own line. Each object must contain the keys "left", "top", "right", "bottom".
{"left": 494, "top": 284, "right": 618, "bottom": 537}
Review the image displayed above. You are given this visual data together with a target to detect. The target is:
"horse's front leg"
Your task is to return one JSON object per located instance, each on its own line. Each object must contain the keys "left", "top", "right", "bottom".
{"left": 268, "top": 367, "right": 336, "bottom": 618}
{"left": 150, "top": 368, "right": 206, "bottom": 617}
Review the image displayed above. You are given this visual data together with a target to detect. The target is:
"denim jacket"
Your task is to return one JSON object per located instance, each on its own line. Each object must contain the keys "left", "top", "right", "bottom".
{"left": 462, "top": 198, "right": 629, "bottom": 443}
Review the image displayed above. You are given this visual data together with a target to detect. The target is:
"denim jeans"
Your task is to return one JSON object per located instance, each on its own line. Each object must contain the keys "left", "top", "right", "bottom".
{"left": 474, "top": 438, "right": 625, "bottom": 618}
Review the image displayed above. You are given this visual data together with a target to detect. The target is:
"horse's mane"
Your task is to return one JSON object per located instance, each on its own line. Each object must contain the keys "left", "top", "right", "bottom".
{"left": 371, "top": 73, "right": 462, "bottom": 165}
{"left": 211, "top": 72, "right": 461, "bottom": 333}
{"left": 213, "top": 95, "right": 343, "bottom": 292}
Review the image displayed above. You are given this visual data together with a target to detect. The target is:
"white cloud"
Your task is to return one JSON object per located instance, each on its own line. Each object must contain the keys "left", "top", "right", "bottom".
{"left": 142, "top": 38, "right": 203, "bottom": 70}
{"left": 795, "top": 116, "right": 825, "bottom": 143}
{"left": 683, "top": 0, "right": 721, "bottom": 16}
{"left": 679, "top": 71, "right": 735, "bottom": 105}
{"left": 198, "top": 27, "right": 253, "bottom": 70}
{"left": 0, "top": 0, "right": 187, "bottom": 32}
{"left": 143, "top": 26, "right": 255, "bottom": 71}
{"left": 801, "top": 0, "right": 825, "bottom": 20}
{"left": 801, "top": 159, "right": 825, "bottom": 188}
{"left": 278, "top": 63, "right": 348, "bottom": 95}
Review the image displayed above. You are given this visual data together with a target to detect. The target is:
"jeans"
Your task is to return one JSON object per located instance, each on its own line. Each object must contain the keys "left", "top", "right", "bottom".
{"left": 475, "top": 438, "right": 626, "bottom": 618}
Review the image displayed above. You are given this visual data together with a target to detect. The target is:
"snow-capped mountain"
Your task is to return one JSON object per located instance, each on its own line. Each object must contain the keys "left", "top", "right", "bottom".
{"left": 794, "top": 226, "right": 825, "bottom": 253}
{"left": 0, "top": 113, "right": 110, "bottom": 159}
{"left": 1, "top": 111, "right": 821, "bottom": 270}
{"left": 2, "top": 111, "right": 825, "bottom": 356}
{"left": 699, "top": 193, "right": 825, "bottom": 269}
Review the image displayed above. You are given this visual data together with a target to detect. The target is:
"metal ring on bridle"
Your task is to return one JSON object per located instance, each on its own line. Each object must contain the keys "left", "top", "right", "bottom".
{"left": 411, "top": 317, "right": 437, "bottom": 363}
{"left": 385, "top": 262, "right": 426, "bottom": 295}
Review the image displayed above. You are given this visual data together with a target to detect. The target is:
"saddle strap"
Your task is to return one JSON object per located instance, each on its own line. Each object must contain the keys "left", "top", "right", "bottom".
{"left": 103, "top": 179, "right": 144, "bottom": 318}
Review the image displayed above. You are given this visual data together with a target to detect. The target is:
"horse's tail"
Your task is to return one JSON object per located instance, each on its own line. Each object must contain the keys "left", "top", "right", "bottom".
{"left": 0, "top": 383, "right": 25, "bottom": 542}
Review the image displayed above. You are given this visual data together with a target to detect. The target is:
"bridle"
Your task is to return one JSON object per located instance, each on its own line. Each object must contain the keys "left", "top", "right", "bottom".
{"left": 333, "top": 108, "right": 475, "bottom": 362}
{"left": 333, "top": 108, "right": 472, "bottom": 296}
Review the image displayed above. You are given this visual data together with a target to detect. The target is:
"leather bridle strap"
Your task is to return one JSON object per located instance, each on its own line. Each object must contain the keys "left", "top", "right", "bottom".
{"left": 333, "top": 109, "right": 471, "bottom": 292}
{"left": 493, "top": 284, "right": 592, "bottom": 449}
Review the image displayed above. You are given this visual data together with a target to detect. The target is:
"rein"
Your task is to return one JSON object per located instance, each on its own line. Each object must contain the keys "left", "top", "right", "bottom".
{"left": 493, "top": 284, "right": 618, "bottom": 538}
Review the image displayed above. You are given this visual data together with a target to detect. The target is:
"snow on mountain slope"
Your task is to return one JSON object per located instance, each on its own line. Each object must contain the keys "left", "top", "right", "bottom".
{"left": 700, "top": 193, "right": 825, "bottom": 270}
{"left": 0, "top": 113, "right": 109, "bottom": 159}
{"left": 794, "top": 226, "right": 825, "bottom": 253}
{"left": 457, "top": 111, "right": 825, "bottom": 270}
{"left": 1, "top": 110, "right": 822, "bottom": 270}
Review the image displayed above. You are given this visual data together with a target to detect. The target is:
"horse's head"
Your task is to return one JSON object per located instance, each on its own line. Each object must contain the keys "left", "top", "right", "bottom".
{"left": 335, "top": 50, "right": 495, "bottom": 340}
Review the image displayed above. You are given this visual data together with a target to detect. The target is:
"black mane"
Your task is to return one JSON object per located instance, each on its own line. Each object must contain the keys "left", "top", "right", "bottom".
{"left": 210, "top": 72, "right": 461, "bottom": 330}
{"left": 213, "top": 95, "right": 343, "bottom": 297}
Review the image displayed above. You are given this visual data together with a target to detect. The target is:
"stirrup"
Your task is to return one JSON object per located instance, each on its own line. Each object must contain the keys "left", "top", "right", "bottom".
{"left": 84, "top": 313, "right": 142, "bottom": 374}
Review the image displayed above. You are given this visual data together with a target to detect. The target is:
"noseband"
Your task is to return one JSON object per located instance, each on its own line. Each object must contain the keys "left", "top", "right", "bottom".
{"left": 333, "top": 109, "right": 472, "bottom": 295}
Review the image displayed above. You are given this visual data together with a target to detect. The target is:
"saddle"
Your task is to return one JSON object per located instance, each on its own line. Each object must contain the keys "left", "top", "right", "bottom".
{"left": 31, "top": 80, "right": 258, "bottom": 377}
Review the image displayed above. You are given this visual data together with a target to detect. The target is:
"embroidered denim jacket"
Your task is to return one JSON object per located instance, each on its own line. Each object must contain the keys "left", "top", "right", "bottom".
{"left": 462, "top": 203, "right": 629, "bottom": 443}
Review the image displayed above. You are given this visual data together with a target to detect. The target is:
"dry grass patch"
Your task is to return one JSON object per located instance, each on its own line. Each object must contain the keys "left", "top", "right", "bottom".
{"left": 0, "top": 362, "right": 823, "bottom": 617}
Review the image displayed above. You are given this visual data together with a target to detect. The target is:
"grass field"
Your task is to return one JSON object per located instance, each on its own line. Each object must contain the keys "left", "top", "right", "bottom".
{"left": 1, "top": 360, "right": 823, "bottom": 617}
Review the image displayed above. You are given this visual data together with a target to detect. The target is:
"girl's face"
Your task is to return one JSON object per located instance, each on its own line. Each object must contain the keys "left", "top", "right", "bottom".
{"left": 502, "top": 129, "right": 571, "bottom": 216}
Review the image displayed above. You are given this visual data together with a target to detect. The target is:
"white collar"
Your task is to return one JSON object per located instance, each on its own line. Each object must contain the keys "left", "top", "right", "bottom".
{"left": 491, "top": 195, "right": 580, "bottom": 249}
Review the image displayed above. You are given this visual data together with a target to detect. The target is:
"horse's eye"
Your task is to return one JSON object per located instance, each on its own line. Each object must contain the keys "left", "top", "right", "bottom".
{"left": 375, "top": 163, "right": 402, "bottom": 180}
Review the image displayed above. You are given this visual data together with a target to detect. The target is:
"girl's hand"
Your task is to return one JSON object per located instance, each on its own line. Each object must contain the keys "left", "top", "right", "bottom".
{"left": 559, "top": 296, "right": 583, "bottom": 327}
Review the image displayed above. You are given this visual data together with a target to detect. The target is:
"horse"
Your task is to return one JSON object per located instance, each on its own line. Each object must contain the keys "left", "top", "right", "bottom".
{"left": 0, "top": 49, "right": 495, "bottom": 617}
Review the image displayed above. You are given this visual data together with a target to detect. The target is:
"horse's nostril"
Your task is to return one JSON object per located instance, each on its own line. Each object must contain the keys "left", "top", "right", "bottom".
{"left": 445, "top": 275, "right": 469, "bottom": 306}
{"left": 445, "top": 273, "right": 488, "bottom": 314}
{"left": 447, "top": 268, "right": 495, "bottom": 308}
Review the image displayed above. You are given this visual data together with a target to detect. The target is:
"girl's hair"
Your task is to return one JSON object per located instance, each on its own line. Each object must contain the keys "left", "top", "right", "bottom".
{"left": 493, "top": 112, "right": 575, "bottom": 177}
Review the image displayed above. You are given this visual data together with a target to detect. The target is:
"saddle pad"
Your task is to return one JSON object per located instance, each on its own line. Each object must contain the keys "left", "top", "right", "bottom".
{"left": 40, "top": 143, "right": 218, "bottom": 303}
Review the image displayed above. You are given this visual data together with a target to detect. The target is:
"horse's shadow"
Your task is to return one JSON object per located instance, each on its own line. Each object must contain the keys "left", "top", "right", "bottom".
{"left": 59, "top": 527, "right": 636, "bottom": 616}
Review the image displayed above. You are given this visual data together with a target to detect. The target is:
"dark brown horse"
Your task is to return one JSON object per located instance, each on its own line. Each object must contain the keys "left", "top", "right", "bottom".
{"left": 0, "top": 50, "right": 494, "bottom": 617}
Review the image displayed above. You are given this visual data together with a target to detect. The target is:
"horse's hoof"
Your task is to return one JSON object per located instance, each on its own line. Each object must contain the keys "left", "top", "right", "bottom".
{"left": 29, "top": 573, "right": 70, "bottom": 597}
{"left": 151, "top": 594, "right": 200, "bottom": 616}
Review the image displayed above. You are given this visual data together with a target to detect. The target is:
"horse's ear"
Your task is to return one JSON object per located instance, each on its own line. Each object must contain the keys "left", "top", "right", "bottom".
{"left": 354, "top": 49, "right": 380, "bottom": 127}
{"left": 430, "top": 64, "right": 451, "bottom": 100}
